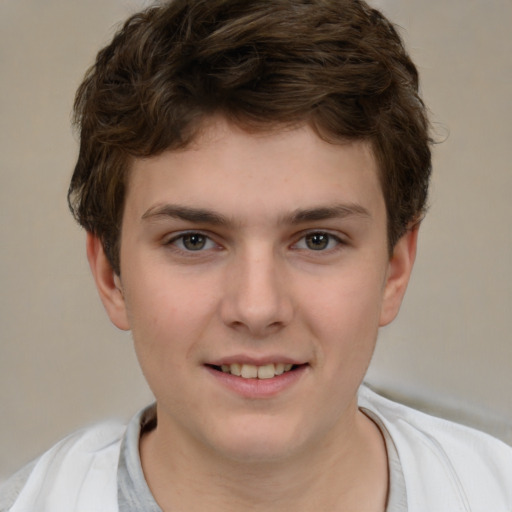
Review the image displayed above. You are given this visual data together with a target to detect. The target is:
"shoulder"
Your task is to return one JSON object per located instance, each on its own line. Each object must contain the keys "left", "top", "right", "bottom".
{"left": 0, "top": 421, "right": 125, "bottom": 512}
{"left": 359, "top": 385, "right": 512, "bottom": 511}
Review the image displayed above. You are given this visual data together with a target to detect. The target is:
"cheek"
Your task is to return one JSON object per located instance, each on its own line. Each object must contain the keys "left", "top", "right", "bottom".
{"left": 126, "top": 283, "right": 200, "bottom": 400}
{"left": 301, "top": 268, "right": 385, "bottom": 359}
{"left": 123, "top": 270, "right": 219, "bottom": 360}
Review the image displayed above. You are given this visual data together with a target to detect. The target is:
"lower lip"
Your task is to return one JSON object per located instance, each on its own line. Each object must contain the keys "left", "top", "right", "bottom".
{"left": 205, "top": 365, "right": 308, "bottom": 399}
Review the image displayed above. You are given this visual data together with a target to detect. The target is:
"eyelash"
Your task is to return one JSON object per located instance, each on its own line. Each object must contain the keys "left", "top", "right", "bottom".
{"left": 292, "top": 231, "right": 345, "bottom": 252}
{"left": 165, "top": 230, "right": 345, "bottom": 254}
{"left": 165, "top": 232, "right": 219, "bottom": 252}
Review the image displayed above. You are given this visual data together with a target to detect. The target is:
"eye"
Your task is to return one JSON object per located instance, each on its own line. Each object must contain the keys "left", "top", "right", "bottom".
{"left": 168, "top": 232, "right": 217, "bottom": 251}
{"left": 294, "top": 232, "right": 342, "bottom": 251}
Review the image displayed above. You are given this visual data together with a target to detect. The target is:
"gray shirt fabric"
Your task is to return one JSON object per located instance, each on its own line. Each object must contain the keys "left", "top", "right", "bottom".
{"left": 362, "top": 407, "right": 408, "bottom": 512}
{"left": 117, "top": 404, "right": 161, "bottom": 511}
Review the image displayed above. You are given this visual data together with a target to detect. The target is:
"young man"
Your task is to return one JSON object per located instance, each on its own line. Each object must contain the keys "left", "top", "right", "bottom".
{"left": 1, "top": 0, "right": 511, "bottom": 510}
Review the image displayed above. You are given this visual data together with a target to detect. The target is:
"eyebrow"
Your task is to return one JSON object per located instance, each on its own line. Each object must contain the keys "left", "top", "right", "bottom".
{"left": 141, "top": 204, "right": 230, "bottom": 225}
{"left": 141, "top": 202, "right": 371, "bottom": 226}
{"left": 285, "top": 204, "right": 371, "bottom": 224}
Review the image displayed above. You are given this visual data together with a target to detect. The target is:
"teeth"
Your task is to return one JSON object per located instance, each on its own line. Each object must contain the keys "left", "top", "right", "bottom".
{"left": 275, "top": 363, "right": 285, "bottom": 375}
{"left": 257, "top": 364, "right": 275, "bottom": 379}
{"left": 241, "top": 364, "right": 258, "bottom": 378}
{"left": 219, "top": 363, "right": 297, "bottom": 379}
{"left": 230, "top": 363, "right": 242, "bottom": 376}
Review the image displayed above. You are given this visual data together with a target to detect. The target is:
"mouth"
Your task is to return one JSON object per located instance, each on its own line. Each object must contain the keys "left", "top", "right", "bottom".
{"left": 207, "top": 363, "right": 306, "bottom": 380}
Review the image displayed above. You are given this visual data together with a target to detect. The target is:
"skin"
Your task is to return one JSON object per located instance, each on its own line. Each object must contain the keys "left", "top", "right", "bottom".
{"left": 88, "top": 118, "right": 417, "bottom": 511}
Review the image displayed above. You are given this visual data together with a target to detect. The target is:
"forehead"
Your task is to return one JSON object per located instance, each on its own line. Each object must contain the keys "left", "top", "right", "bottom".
{"left": 124, "top": 118, "right": 384, "bottom": 224}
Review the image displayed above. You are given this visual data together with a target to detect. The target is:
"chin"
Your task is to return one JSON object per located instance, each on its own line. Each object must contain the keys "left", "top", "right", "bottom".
{"left": 204, "top": 415, "right": 313, "bottom": 463}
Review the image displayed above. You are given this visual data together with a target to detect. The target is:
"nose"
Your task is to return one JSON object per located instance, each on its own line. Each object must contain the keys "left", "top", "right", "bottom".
{"left": 220, "top": 246, "right": 293, "bottom": 337}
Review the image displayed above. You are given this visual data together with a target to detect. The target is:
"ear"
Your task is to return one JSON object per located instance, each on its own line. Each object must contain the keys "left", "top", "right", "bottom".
{"left": 86, "top": 232, "right": 130, "bottom": 331}
{"left": 379, "top": 226, "right": 419, "bottom": 327}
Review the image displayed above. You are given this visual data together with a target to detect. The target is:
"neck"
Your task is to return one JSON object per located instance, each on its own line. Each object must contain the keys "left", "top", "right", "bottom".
{"left": 140, "top": 404, "right": 389, "bottom": 512}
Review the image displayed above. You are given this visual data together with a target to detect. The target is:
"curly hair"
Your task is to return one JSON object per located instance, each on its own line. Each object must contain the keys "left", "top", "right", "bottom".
{"left": 68, "top": 0, "right": 432, "bottom": 274}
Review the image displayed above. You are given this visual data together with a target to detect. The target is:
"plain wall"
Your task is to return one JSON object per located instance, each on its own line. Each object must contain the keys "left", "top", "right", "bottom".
{"left": 1, "top": 0, "right": 511, "bottom": 479}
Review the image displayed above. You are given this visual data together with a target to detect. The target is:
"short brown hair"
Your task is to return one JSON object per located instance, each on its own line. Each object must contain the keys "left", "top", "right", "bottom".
{"left": 68, "top": 0, "right": 432, "bottom": 275}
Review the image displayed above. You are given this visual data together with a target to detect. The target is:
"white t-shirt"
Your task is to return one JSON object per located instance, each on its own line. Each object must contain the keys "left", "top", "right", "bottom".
{"left": 1, "top": 385, "right": 511, "bottom": 511}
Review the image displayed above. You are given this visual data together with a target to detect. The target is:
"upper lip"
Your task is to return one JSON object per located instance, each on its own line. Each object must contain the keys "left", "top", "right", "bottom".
{"left": 207, "top": 355, "right": 307, "bottom": 366}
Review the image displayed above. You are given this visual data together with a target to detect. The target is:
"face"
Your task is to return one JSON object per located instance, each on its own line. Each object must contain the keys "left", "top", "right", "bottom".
{"left": 89, "top": 118, "right": 416, "bottom": 463}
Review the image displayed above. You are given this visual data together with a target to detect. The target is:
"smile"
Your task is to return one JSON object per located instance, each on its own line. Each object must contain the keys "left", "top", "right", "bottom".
{"left": 211, "top": 363, "right": 298, "bottom": 379}
{"left": 206, "top": 361, "right": 309, "bottom": 398}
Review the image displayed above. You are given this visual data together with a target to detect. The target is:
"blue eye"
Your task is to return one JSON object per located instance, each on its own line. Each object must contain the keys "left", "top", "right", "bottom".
{"left": 295, "top": 232, "right": 341, "bottom": 251}
{"left": 170, "top": 233, "right": 216, "bottom": 251}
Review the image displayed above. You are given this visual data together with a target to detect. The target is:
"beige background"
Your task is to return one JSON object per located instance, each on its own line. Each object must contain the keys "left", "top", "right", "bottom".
{"left": 1, "top": 0, "right": 511, "bottom": 479}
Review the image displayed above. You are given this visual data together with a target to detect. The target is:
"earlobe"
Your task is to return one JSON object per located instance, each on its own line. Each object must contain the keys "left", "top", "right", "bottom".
{"left": 379, "top": 226, "right": 419, "bottom": 327}
{"left": 86, "top": 232, "right": 130, "bottom": 331}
